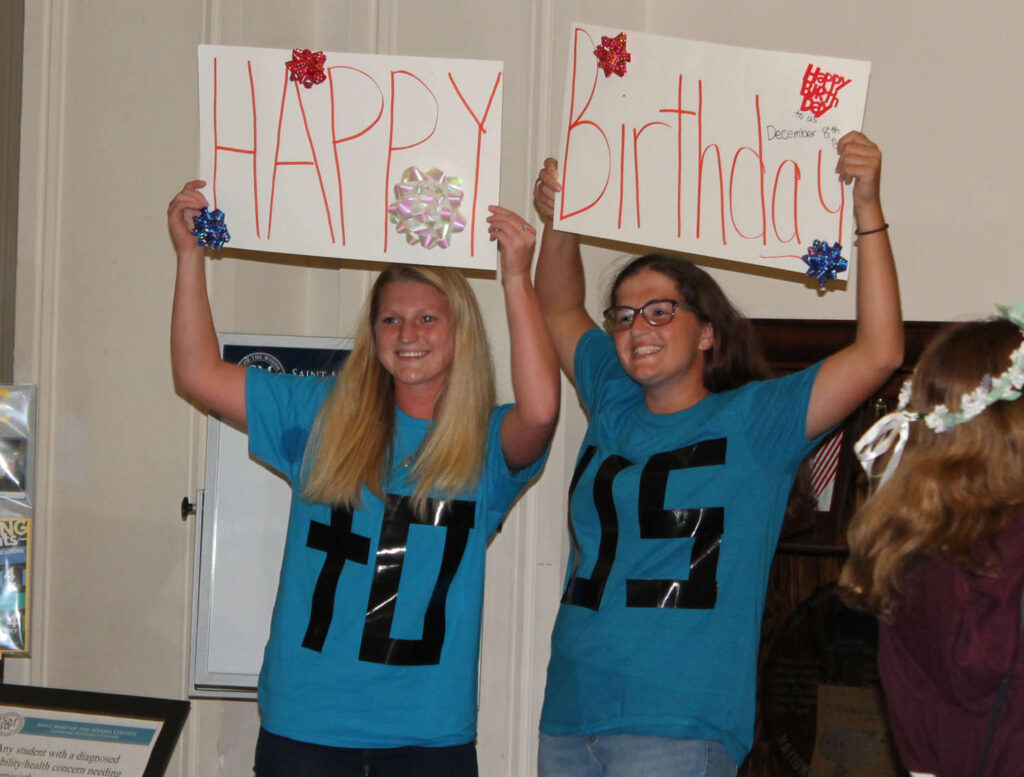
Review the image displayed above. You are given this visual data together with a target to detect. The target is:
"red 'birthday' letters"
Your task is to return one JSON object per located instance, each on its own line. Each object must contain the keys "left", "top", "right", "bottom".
{"left": 799, "top": 64, "right": 851, "bottom": 119}
{"left": 559, "top": 28, "right": 847, "bottom": 256}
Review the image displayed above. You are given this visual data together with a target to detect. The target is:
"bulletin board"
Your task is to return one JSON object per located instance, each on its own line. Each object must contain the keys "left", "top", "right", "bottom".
{"left": 189, "top": 333, "right": 351, "bottom": 698}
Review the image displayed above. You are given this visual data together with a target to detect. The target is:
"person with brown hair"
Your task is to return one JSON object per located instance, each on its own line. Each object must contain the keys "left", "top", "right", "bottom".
{"left": 167, "top": 181, "right": 559, "bottom": 777}
{"left": 531, "top": 131, "right": 902, "bottom": 776}
{"left": 842, "top": 307, "right": 1024, "bottom": 777}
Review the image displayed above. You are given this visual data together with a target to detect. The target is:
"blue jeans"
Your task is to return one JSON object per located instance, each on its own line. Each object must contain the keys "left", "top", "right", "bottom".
{"left": 538, "top": 733, "right": 737, "bottom": 777}
{"left": 254, "top": 728, "right": 478, "bottom": 777}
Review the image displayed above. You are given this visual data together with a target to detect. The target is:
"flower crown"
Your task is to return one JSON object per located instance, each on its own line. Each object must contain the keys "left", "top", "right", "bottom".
{"left": 854, "top": 303, "right": 1024, "bottom": 488}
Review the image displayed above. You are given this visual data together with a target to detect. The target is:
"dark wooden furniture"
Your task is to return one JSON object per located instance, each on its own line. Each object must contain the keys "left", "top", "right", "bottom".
{"left": 738, "top": 319, "right": 945, "bottom": 777}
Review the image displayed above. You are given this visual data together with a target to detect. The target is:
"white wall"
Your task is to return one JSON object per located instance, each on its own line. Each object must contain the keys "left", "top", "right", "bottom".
{"left": 14, "top": 1, "right": 1024, "bottom": 775}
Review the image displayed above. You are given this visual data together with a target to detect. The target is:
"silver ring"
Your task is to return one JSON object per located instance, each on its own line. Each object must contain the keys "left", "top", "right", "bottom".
{"left": 534, "top": 178, "right": 543, "bottom": 189}
{"left": 518, "top": 224, "right": 529, "bottom": 232}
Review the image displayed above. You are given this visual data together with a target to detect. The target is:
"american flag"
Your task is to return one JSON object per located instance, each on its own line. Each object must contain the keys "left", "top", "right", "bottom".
{"left": 810, "top": 430, "right": 843, "bottom": 511}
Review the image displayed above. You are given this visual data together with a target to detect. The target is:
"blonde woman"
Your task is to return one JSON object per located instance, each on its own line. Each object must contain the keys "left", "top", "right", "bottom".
{"left": 167, "top": 181, "right": 559, "bottom": 777}
{"left": 842, "top": 310, "right": 1024, "bottom": 777}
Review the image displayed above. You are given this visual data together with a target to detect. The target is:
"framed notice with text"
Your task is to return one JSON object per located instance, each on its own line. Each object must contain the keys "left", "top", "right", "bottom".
{"left": 0, "top": 685, "right": 189, "bottom": 777}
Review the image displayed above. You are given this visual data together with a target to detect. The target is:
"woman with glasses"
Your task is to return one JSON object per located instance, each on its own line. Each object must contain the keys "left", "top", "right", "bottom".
{"left": 531, "top": 131, "right": 902, "bottom": 777}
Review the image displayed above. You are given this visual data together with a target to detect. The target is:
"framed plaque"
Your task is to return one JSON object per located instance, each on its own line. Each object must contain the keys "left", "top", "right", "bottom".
{"left": 0, "top": 685, "right": 189, "bottom": 777}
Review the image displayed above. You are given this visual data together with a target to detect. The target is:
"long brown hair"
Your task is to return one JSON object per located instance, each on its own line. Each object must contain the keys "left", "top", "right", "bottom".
{"left": 609, "top": 254, "right": 768, "bottom": 391}
{"left": 300, "top": 265, "right": 495, "bottom": 514}
{"left": 840, "top": 317, "right": 1024, "bottom": 620}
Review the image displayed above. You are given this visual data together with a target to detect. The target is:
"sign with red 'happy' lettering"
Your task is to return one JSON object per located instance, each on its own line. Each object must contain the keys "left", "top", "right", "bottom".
{"left": 197, "top": 45, "right": 503, "bottom": 269}
{"left": 554, "top": 25, "right": 870, "bottom": 275}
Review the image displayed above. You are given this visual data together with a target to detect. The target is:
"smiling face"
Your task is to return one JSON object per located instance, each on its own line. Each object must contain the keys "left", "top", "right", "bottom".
{"left": 612, "top": 268, "right": 714, "bottom": 413}
{"left": 374, "top": 280, "right": 456, "bottom": 416}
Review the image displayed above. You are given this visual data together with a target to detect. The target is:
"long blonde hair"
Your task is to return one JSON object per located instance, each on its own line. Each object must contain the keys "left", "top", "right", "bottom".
{"left": 301, "top": 265, "right": 495, "bottom": 514}
{"left": 840, "top": 318, "right": 1024, "bottom": 620}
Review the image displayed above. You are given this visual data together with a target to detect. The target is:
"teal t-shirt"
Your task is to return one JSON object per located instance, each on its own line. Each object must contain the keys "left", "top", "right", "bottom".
{"left": 540, "top": 329, "right": 824, "bottom": 764}
{"left": 246, "top": 368, "right": 545, "bottom": 748}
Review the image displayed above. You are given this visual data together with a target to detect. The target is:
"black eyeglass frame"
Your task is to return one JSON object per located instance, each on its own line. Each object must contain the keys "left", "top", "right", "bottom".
{"left": 602, "top": 299, "right": 689, "bottom": 332}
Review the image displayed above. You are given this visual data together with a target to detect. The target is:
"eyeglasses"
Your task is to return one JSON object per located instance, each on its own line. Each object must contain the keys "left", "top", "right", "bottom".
{"left": 602, "top": 299, "right": 686, "bottom": 332}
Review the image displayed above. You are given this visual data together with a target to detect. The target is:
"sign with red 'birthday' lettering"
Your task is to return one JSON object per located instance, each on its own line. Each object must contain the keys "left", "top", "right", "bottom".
{"left": 554, "top": 25, "right": 870, "bottom": 275}
{"left": 197, "top": 45, "right": 503, "bottom": 269}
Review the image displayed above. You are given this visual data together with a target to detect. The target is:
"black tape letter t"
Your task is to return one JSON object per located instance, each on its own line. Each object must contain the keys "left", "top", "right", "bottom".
{"left": 303, "top": 505, "right": 372, "bottom": 651}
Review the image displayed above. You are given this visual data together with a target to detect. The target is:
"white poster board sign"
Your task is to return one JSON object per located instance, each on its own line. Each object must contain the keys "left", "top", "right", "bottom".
{"left": 554, "top": 25, "right": 870, "bottom": 275}
{"left": 197, "top": 45, "right": 503, "bottom": 269}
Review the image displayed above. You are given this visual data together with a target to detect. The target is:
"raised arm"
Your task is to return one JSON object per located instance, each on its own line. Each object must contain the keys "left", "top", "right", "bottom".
{"left": 486, "top": 206, "right": 560, "bottom": 471}
{"left": 168, "top": 181, "right": 247, "bottom": 429}
{"left": 533, "top": 159, "right": 598, "bottom": 383}
{"left": 806, "top": 132, "right": 903, "bottom": 439}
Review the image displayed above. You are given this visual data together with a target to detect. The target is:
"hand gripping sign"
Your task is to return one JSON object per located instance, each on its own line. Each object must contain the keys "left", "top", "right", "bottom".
{"left": 197, "top": 45, "right": 503, "bottom": 269}
{"left": 553, "top": 24, "right": 870, "bottom": 277}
